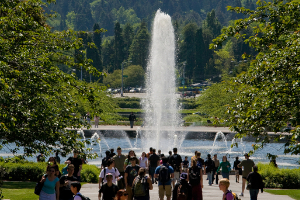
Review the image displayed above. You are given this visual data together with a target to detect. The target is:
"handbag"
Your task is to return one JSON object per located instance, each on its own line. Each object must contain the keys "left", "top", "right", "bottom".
{"left": 246, "top": 182, "right": 252, "bottom": 190}
{"left": 34, "top": 181, "right": 44, "bottom": 195}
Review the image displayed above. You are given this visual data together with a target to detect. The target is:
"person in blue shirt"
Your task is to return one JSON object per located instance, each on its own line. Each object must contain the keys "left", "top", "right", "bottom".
{"left": 154, "top": 157, "right": 174, "bottom": 200}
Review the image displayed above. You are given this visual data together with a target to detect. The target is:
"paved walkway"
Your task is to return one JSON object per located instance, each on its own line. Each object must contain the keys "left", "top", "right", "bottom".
{"left": 80, "top": 175, "right": 294, "bottom": 200}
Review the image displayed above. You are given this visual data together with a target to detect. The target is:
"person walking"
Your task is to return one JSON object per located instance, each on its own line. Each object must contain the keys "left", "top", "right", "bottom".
{"left": 188, "top": 158, "right": 203, "bottom": 200}
{"left": 218, "top": 178, "right": 234, "bottom": 200}
{"left": 233, "top": 157, "right": 242, "bottom": 183}
{"left": 172, "top": 173, "right": 192, "bottom": 200}
{"left": 65, "top": 150, "right": 82, "bottom": 181}
{"left": 139, "top": 152, "right": 148, "bottom": 169}
{"left": 99, "top": 159, "right": 120, "bottom": 187}
{"left": 154, "top": 157, "right": 174, "bottom": 200}
{"left": 113, "top": 147, "right": 126, "bottom": 189}
{"left": 59, "top": 164, "right": 77, "bottom": 200}
{"left": 94, "top": 115, "right": 100, "bottom": 128}
{"left": 216, "top": 156, "right": 231, "bottom": 179}
{"left": 125, "top": 156, "right": 140, "bottom": 200}
{"left": 169, "top": 148, "right": 182, "bottom": 187}
{"left": 212, "top": 154, "right": 220, "bottom": 184}
{"left": 246, "top": 166, "right": 264, "bottom": 200}
{"left": 148, "top": 149, "right": 160, "bottom": 184}
{"left": 204, "top": 154, "right": 214, "bottom": 186}
{"left": 39, "top": 165, "right": 60, "bottom": 200}
{"left": 129, "top": 112, "right": 136, "bottom": 128}
{"left": 132, "top": 168, "right": 153, "bottom": 200}
{"left": 238, "top": 153, "right": 255, "bottom": 197}
{"left": 99, "top": 173, "right": 119, "bottom": 200}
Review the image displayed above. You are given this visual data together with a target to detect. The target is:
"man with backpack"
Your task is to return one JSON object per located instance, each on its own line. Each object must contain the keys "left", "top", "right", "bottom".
{"left": 125, "top": 156, "right": 141, "bottom": 200}
{"left": 101, "top": 150, "right": 111, "bottom": 170}
{"left": 204, "top": 154, "right": 215, "bottom": 186}
{"left": 169, "top": 148, "right": 182, "bottom": 187}
{"left": 99, "top": 159, "right": 120, "bottom": 189}
{"left": 99, "top": 173, "right": 119, "bottom": 200}
{"left": 172, "top": 173, "right": 192, "bottom": 200}
{"left": 154, "top": 156, "right": 174, "bottom": 200}
{"left": 148, "top": 148, "right": 160, "bottom": 184}
{"left": 132, "top": 168, "right": 153, "bottom": 200}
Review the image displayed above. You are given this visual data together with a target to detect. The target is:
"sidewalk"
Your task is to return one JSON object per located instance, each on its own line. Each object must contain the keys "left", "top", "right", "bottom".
{"left": 80, "top": 175, "right": 294, "bottom": 200}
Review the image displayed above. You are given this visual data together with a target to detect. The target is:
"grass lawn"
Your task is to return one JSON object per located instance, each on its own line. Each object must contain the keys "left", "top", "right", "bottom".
{"left": 2, "top": 181, "right": 88, "bottom": 200}
{"left": 116, "top": 108, "right": 197, "bottom": 114}
{"left": 265, "top": 189, "right": 300, "bottom": 200}
{"left": 2, "top": 181, "right": 38, "bottom": 200}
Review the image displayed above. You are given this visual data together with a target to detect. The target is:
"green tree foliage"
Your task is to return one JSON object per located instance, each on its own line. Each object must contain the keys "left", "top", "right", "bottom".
{"left": 123, "top": 23, "right": 134, "bottom": 60}
{"left": 0, "top": 0, "right": 111, "bottom": 157}
{"left": 114, "top": 22, "right": 125, "bottom": 71}
{"left": 129, "top": 21, "right": 150, "bottom": 69}
{"left": 211, "top": 0, "right": 300, "bottom": 155}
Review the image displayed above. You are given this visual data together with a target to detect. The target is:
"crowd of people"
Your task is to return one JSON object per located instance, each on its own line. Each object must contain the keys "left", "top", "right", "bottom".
{"left": 36, "top": 147, "right": 264, "bottom": 200}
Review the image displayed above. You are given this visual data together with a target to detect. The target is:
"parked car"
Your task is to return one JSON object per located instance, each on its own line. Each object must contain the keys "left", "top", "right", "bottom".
{"left": 112, "top": 88, "right": 121, "bottom": 94}
{"left": 136, "top": 88, "right": 142, "bottom": 93}
{"left": 129, "top": 88, "right": 137, "bottom": 93}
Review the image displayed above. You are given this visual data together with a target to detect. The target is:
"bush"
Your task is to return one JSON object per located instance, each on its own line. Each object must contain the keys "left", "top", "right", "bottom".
{"left": 258, "top": 163, "right": 300, "bottom": 189}
{"left": 0, "top": 161, "right": 99, "bottom": 183}
{"left": 183, "top": 114, "right": 202, "bottom": 122}
{"left": 115, "top": 97, "right": 141, "bottom": 108}
{"left": 80, "top": 164, "right": 100, "bottom": 183}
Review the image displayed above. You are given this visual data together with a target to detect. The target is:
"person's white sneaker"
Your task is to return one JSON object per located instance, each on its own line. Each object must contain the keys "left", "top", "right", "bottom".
{"left": 240, "top": 193, "right": 244, "bottom": 196}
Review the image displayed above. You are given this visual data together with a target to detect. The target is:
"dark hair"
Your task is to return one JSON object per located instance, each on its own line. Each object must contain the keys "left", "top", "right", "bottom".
{"left": 158, "top": 149, "right": 161, "bottom": 152}
{"left": 253, "top": 165, "right": 258, "bottom": 172}
{"left": 111, "top": 148, "right": 114, "bottom": 152}
{"left": 169, "top": 151, "right": 172, "bottom": 155}
{"left": 46, "top": 165, "right": 56, "bottom": 172}
{"left": 152, "top": 149, "right": 156, "bottom": 153}
{"left": 105, "top": 150, "right": 110, "bottom": 156}
{"left": 207, "top": 154, "right": 211, "bottom": 158}
{"left": 185, "top": 156, "right": 188, "bottom": 158}
{"left": 214, "top": 154, "right": 217, "bottom": 157}
{"left": 194, "top": 151, "right": 198, "bottom": 155}
{"left": 130, "top": 156, "right": 137, "bottom": 161}
{"left": 114, "top": 190, "right": 128, "bottom": 200}
{"left": 138, "top": 168, "right": 145, "bottom": 177}
{"left": 71, "top": 181, "right": 81, "bottom": 192}
{"left": 47, "top": 157, "right": 57, "bottom": 165}
{"left": 127, "top": 150, "right": 136, "bottom": 159}
{"left": 149, "top": 147, "right": 153, "bottom": 151}
{"left": 162, "top": 156, "right": 168, "bottom": 164}
{"left": 161, "top": 154, "right": 165, "bottom": 157}
{"left": 117, "top": 147, "right": 121, "bottom": 150}
{"left": 236, "top": 157, "right": 239, "bottom": 160}
{"left": 107, "top": 158, "right": 114, "bottom": 166}
{"left": 173, "top": 148, "right": 177, "bottom": 152}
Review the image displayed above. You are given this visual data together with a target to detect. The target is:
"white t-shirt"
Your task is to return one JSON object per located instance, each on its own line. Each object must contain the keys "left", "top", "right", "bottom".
{"left": 139, "top": 157, "right": 148, "bottom": 168}
{"left": 99, "top": 167, "right": 120, "bottom": 184}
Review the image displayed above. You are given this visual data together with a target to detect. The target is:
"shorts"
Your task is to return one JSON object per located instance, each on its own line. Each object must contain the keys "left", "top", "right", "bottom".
{"left": 173, "top": 172, "right": 180, "bottom": 181}
{"left": 235, "top": 170, "right": 240, "bottom": 176}
{"left": 158, "top": 185, "right": 172, "bottom": 198}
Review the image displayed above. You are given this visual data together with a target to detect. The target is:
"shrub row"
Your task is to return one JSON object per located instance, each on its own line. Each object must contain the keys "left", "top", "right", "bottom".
{"left": 0, "top": 162, "right": 100, "bottom": 183}
{"left": 258, "top": 163, "right": 300, "bottom": 189}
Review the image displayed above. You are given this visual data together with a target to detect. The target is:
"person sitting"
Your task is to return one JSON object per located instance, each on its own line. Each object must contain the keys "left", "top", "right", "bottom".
{"left": 172, "top": 173, "right": 192, "bottom": 200}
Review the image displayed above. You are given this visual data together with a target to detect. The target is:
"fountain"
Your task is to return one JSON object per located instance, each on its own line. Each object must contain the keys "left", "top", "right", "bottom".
{"left": 91, "top": 132, "right": 102, "bottom": 157}
{"left": 77, "top": 129, "right": 87, "bottom": 148}
{"left": 210, "top": 131, "right": 228, "bottom": 154}
{"left": 142, "top": 9, "right": 180, "bottom": 151}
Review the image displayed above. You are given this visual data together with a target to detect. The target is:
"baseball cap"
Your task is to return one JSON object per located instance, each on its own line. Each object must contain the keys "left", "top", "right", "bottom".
{"left": 106, "top": 173, "right": 113, "bottom": 177}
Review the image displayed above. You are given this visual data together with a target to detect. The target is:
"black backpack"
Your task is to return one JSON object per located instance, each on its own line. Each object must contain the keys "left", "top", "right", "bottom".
{"left": 189, "top": 167, "right": 200, "bottom": 186}
{"left": 133, "top": 176, "right": 148, "bottom": 197}
{"left": 159, "top": 165, "right": 170, "bottom": 188}
{"left": 206, "top": 159, "right": 214, "bottom": 172}
{"left": 171, "top": 154, "right": 182, "bottom": 171}
{"left": 75, "top": 193, "right": 91, "bottom": 200}
{"left": 177, "top": 184, "right": 188, "bottom": 200}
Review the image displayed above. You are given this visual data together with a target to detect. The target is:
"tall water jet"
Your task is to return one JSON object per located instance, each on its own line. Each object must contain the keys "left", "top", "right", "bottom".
{"left": 143, "top": 10, "right": 179, "bottom": 151}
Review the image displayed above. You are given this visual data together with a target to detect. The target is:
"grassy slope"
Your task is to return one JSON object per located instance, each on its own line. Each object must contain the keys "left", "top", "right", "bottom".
{"left": 265, "top": 189, "right": 300, "bottom": 200}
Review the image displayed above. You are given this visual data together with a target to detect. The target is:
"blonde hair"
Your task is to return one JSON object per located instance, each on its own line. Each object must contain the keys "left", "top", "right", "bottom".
{"left": 219, "top": 178, "right": 230, "bottom": 188}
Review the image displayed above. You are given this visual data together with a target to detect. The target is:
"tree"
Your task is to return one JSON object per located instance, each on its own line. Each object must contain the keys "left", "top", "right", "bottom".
{"left": 0, "top": 0, "right": 111, "bottom": 157}
{"left": 123, "top": 23, "right": 134, "bottom": 60}
{"left": 129, "top": 21, "right": 150, "bottom": 69}
{"left": 124, "top": 65, "right": 145, "bottom": 87}
{"left": 114, "top": 22, "right": 125, "bottom": 71}
{"left": 211, "top": 0, "right": 300, "bottom": 155}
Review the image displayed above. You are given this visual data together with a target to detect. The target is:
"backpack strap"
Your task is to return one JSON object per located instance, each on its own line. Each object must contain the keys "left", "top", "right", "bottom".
{"left": 102, "top": 168, "right": 106, "bottom": 184}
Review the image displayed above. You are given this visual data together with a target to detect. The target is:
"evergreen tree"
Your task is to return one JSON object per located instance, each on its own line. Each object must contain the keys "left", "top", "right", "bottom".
{"left": 129, "top": 20, "right": 150, "bottom": 69}
{"left": 194, "top": 28, "right": 206, "bottom": 81}
{"left": 102, "top": 39, "right": 115, "bottom": 73}
{"left": 114, "top": 22, "right": 125, "bottom": 71}
{"left": 203, "top": 9, "right": 222, "bottom": 38}
{"left": 123, "top": 23, "right": 134, "bottom": 60}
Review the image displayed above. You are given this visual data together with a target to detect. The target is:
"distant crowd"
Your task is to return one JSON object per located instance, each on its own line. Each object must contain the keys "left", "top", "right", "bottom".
{"left": 35, "top": 147, "right": 264, "bottom": 200}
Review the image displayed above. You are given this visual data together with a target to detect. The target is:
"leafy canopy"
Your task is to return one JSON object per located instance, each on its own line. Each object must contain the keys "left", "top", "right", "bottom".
{"left": 0, "top": 0, "right": 111, "bottom": 157}
{"left": 211, "top": 0, "right": 300, "bottom": 155}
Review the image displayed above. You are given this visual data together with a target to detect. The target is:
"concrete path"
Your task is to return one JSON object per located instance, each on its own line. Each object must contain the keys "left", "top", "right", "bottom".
{"left": 80, "top": 175, "right": 294, "bottom": 200}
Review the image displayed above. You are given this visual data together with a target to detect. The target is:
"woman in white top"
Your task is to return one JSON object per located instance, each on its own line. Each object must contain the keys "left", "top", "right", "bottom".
{"left": 139, "top": 152, "right": 148, "bottom": 169}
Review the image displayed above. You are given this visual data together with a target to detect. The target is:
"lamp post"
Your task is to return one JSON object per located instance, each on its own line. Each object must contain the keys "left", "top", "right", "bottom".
{"left": 121, "top": 61, "right": 131, "bottom": 97}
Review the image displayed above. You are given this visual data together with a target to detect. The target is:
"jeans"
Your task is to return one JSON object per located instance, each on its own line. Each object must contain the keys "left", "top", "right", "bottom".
{"left": 207, "top": 171, "right": 213, "bottom": 185}
{"left": 250, "top": 189, "right": 259, "bottom": 200}
{"left": 130, "top": 120, "right": 134, "bottom": 128}
{"left": 149, "top": 166, "right": 156, "bottom": 183}
{"left": 213, "top": 168, "right": 219, "bottom": 184}
{"left": 222, "top": 172, "right": 229, "bottom": 179}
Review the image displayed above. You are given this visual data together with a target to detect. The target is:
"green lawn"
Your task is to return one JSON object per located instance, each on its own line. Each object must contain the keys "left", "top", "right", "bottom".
{"left": 1, "top": 181, "right": 88, "bottom": 200}
{"left": 2, "top": 182, "right": 38, "bottom": 200}
{"left": 116, "top": 108, "right": 197, "bottom": 114}
{"left": 265, "top": 189, "right": 300, "bottom": 200}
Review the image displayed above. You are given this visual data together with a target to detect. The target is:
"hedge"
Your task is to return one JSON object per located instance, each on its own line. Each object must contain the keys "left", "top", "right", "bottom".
{"left": 258, "top": 163, "right": 300, "bottom": 189}
{"left": 0, "top": 162, "right": 100, "bottom": 183}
